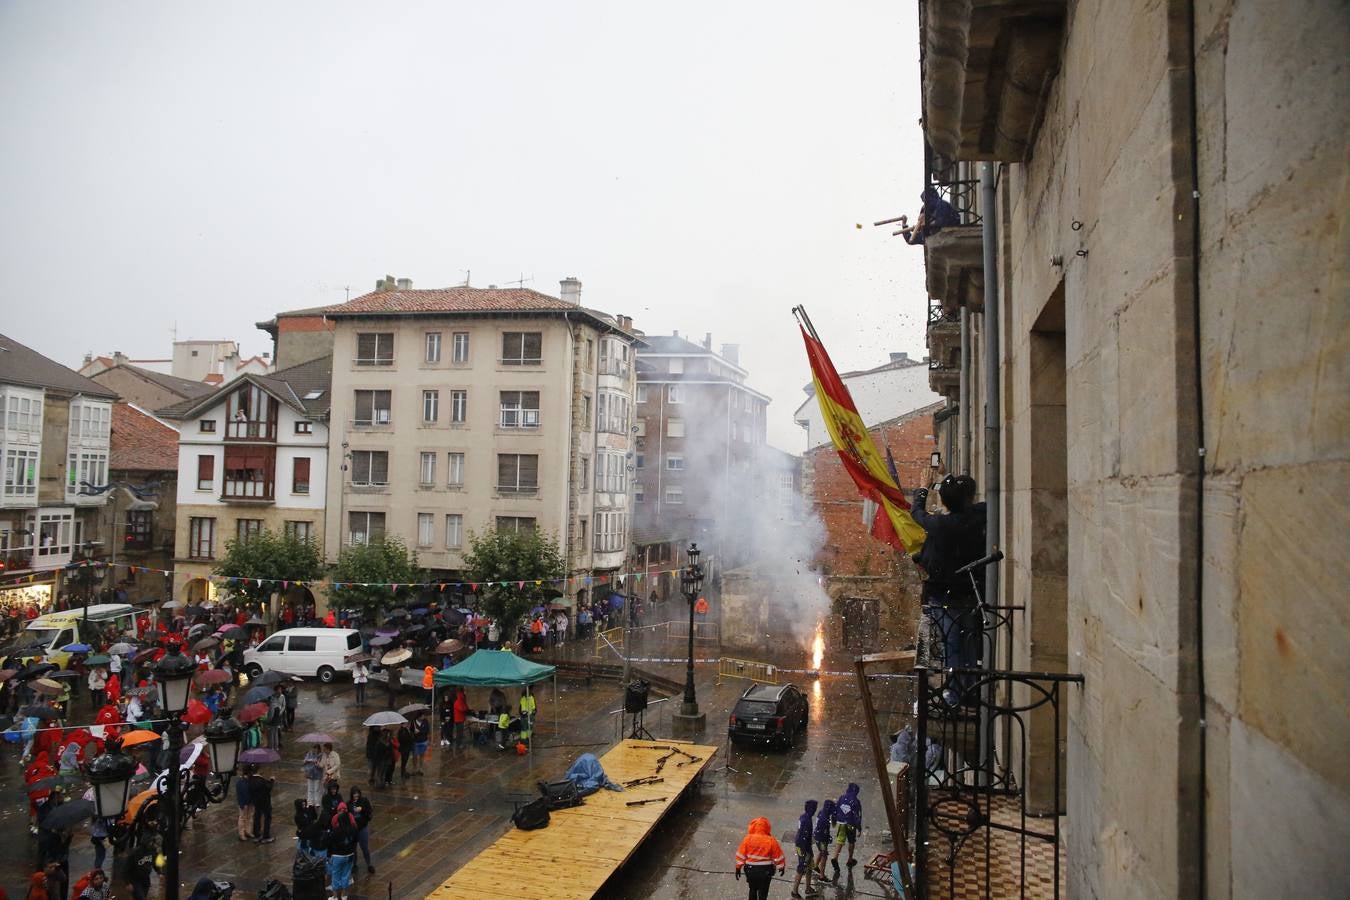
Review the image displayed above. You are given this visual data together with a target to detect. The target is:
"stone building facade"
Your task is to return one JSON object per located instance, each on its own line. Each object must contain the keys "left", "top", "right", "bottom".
{"left": 915, "top": 0, "right": 1349, "bottom": 896}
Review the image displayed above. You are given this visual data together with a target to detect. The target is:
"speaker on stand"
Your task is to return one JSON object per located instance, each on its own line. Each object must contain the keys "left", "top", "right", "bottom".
{"left": 625, "top": 679, "right": 653, "bottom": 740}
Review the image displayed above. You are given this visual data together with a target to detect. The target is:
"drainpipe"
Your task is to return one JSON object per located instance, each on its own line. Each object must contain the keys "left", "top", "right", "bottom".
{"left": 980, "top": 162, "right": 1001, "bottom": 608}
{"left": 960, "top": 306, "right": 972, "bottom": 474}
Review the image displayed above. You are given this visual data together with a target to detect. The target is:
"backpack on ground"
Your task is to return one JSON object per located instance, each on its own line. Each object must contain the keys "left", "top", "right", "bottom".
{"left": 511, "top": 797, "right": 550, "bottom": 831}
{"left": 537, "top": 778, "right": 582, "bottom": 810}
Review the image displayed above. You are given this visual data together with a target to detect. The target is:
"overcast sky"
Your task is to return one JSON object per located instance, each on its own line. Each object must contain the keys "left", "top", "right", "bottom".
{"left": 0, "top": 1, "right": 926, "bottom": 451}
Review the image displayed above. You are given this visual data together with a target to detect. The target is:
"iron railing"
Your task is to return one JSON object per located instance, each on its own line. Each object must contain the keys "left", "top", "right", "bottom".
{"left": 925, "top": 142, "right": 982, "bottom": 228}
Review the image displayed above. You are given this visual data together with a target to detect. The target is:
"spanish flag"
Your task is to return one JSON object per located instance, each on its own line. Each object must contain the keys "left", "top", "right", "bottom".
{"left": 797, "top": 309, "right": 926, "bottom": 554}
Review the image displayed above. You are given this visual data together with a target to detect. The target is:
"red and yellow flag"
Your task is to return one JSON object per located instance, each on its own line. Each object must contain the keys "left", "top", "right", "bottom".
{"left": 800, "top": 324, "right": 926, "bottom": 554}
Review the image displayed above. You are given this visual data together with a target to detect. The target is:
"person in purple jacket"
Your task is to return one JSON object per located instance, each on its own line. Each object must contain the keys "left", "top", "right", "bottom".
{"left": 813, "top": 798, "right": 836, "bottom": 879}
{"left": 830, "top": 782, "right": 862, "bottom": 878}
{"left": 791, "top": 799, "right": 819, "bottom": 898}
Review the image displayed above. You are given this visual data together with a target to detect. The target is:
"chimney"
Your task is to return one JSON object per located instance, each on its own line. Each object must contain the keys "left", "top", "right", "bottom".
{"left": 559, "top": 276, "right": 582, "bottom": 305}
{"left": 721, "top": 343, "right": 740, "bottom": 366}
{"left": 889, "top": 351, "right": 910, "bottom": 364}
{"left": 396, "top": 277, "right": 413, "bottom": 290}
{"left": 672, "top": 329, "right": 679, "bottom": 338}
{"left": 616, "top": 314, "right": 633, "bottom": 331}
{"left": 703, "top": 332, "right": 712, "bottom": 350}
{"left": 375, "top": 274, "right": 396, "bottom": 292}
{"left": 113, "top": 351, "right": 129, "bottom": 365}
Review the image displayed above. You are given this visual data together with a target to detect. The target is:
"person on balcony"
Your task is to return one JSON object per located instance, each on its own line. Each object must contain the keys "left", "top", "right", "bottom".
{"left": 912, "top": 475, "right": 987, "bottom": 705}
{"left": 899, "top": 187, "right": 962, "bottom": 245}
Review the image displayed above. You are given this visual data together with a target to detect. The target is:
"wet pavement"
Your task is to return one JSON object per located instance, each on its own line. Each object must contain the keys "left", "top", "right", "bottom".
{"left": 0, "top": 626, "right": 914, "bottom": 899}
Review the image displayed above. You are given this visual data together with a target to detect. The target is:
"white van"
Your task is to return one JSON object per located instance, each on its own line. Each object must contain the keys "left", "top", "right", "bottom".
{"left": 242, "top": 627, "right": 361, "bottom": 683}
{"left": 25, "top": 604, "right": 139, "bottom": 668}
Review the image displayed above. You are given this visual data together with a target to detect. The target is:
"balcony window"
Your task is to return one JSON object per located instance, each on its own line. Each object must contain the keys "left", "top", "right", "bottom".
{"left": 417, "top": 513, "right": 434, "bottom": 547}
{"left": 596, "top": 511, "right": 626, "bottom": 553}
{"left": 189, "top": 517, "right": 216, "bottom": 559}
{"left": 350, "top": 451, "right": 389, "bottom": 487}
{"left": 497, "top": 453, "right": 539, "bottom": 495}
{"left": 34, "top": 510, "right": 74, "bottom": 561}
{"left": 70, "top": 402, "right": 111, "bottom": 442}
{"left": 445, "top": 514, "right": 463, "bottom": 549}
{"left": 4, "top": 395, "right": 42, "bottom": 437}
{"left": 356, "top": 332, "right": 394, "bottom": 366}
{"left": 222, "top": 445, "right": 275, "bottom": 500}
{"left": 424, "top": 332, "right": 442, "bottom": 364}
{"left": 599, "top": 338, "right": 630, "bottom": 376}
{"left": 422, "top": 390, "right": 439, "bottom": 424}
{"left": 596, "top": 391, "right": 629, "bottom": 435}
{"left": 292, "top": 457, "right": 311, "bottom": 494}
{"left": 225, "top": 385, "right": 278, "bottom": 440}
{"left": 3, "top": 448, "right": 39, "bottom": 500}
{"left": 124, "top": 510, "right": 153, "bottom": 550}
{"left": 196, "top": 454, "right": 215, "bottom": 491}
{"left": 501, "top": 332, "right": 542, "bottom": 366}
{"left": 419, "top": 452, "right": 436, "bottom": 486}
{"left": 353, "top": 390, "right": 392, "bottom": 427}
{"left": 496, "top": 516, "right": 536, "bottom": 535}
{"left": 452, "top": 332, "right": 470, "bottom": 363}
{"left": 595, "top": 452, "right": 627, "bottom": 494}
{"left": 447, "top": 452, "right": 465, "bottom": 487}
{"left": 500, "top": 391, "right": 540, "bottom": 428}
{"left": 66, "top": 451, "right": 108, "bottom": 497}
{"left": 348, "top": 511, "right": 385, "bottom": 545}
{"left": 451, "top": 390, "right": 467, "bottom": 424}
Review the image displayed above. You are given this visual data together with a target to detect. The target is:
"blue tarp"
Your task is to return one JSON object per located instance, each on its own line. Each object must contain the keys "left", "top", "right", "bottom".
{"left": 564, "top": 753, "right": 623, "bottom": 795}
{"left": 431, "top": 649, "right": 555, "bottom": 687}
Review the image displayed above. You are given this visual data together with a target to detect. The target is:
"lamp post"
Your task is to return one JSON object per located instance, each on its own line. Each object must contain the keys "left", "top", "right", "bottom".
{"left": 87, "top": 737, "right": 138, "bottom": 820}
{"left": 672, "top": 543, "right": 706, "bottom": 738}
{"left": 153, "top": 642, "right": 197, "bottom": 900}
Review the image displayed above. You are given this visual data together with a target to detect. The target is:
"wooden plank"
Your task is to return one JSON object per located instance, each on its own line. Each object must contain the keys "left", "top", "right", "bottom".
{"left": 427, "top": 738, "right": 718, "bottom": 900}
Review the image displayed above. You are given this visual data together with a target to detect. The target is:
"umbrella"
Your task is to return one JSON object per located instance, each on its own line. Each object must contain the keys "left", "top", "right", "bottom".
{"left": 433, "top": 639, "right": 464, "bottom": 655}
{"left": 125, "top": 686, "right": 156, "bottom": 698}
{"left": 368, "top": 636, "right": 393, "bottom": 648}
{"left": 376, "top": 626, "right": 401, "bottom": 636}
{"left": 184, "top": 699, "right": 211, "bottom": 725}
{"left": 118, "top": 730, "right": 162, "bottom": 749}
{"left": 236, "top": 703, "right": 269, "bottom": 724}
{"left": 84, "top": 654, "right": 111, "bottom": 666}
{"left": 252, "top": 671, "right": 288, "bottom": 687}
{"left": 195, "top": 669, "right": 231, "bottom": 686}
{"left": 441, "top": 609, "right": 467, "bottom": 626}
{"left": 362, "top": 711, "right": 407, "bottom": 728}
{"left": 298, "top": 732, "right": 336, "bottom": 744}
{"left": 133, "top": 648, "right": 161, "bottom": 665}
{"left": 530, "top": 606, "right": 545, "bottom": 616}
{"left": 245, "top": 617, "right": 266, "bottom": 626}
{"left": 47, "top": 670, "right": 81, "bottom": 680}
{"left": 20, "top": 662, "right": 58, "bottom": 681}
{"left": 184, "top": 606, "right": 206, "bottom": 619}
{"left": 220, "top": 626, "right": 247, "bottom": 641}
{"left": 548, "top": 602, "right": 570, "bottom": 611}
{"left": 31, "top": 678, "right": 62, "bottom": 696}
{"left": 0, "top": 670, "right": 17, "bottom": 682}
{"left": 108, "top": 643, "right": 137, "bottom": 655}
{"left": 20, "top": 705, "right": 61, "bottom": 720}
{"left": 242, "top": 686, "right": 273, "bottom": 705}
{"left": 401, "top": 624, "right": 427, "bottom": 637}
{"left": 27, "top": 774, "right": 85, "bottom": 794}
{"left": 41, "top": 799, "right": 95, "bottom": 829}
{"left": 387, "top": 608, "right": 410, "bottom": 618}
{"left": 380, "top": 648, "right": 412, "bottom": 666}
{"left": 161, "top": 600, "right": 185, "bottom": 609}
{"left": 239, "top": 747, "right": 281, "bottom": 764}
{"left": 398, "top": 703, "right": 431, "bottom": 717}
{"left": 344, "top": 651, "right": 373, "bottom": 663}
{"left": 410, "top": 607, "right": 430, "bottom": 617}
{"left": 60, "top": 643, "right": 92, "bottom": 653}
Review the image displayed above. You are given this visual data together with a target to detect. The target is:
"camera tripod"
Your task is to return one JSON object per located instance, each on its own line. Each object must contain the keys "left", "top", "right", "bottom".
{"left": 626, "top": 708, "right": 655, "bottom": 741}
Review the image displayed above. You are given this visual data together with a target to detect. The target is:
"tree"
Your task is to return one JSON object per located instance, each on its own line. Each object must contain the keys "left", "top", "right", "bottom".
{"left": 329, "top": 536, "right": 422, "bottom": 621}
{"left": 461, "top": 527, "right": 565, "bottom": 635}
{"left": 214, "top": 529, "right": 326, "bottom": 607}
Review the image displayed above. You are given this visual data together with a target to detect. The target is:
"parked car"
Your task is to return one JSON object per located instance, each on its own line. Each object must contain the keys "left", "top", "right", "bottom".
{"left": 728, "top": 682, "right": 809, "bottom": 748}
{"left": 242, "top": 627, "right": 361, "bottom": 683}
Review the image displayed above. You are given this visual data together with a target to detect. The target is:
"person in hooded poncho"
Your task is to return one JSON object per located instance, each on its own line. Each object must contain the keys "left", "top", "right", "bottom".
{"left": 813, "top": 798, "right": 836, "bottom": 878}
{"left": 734, "top": 816, "right": 785, "bottom": 900}
{"left": 829, "top": 783, "right": 862, "bottom": 877}
{"left": 791, "top": 799, "right": 819, "bottom": 898}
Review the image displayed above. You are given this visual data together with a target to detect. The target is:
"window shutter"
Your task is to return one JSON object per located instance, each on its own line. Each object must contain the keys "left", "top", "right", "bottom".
{"left": 197, "top": 455, "right": 214, "bottom": 483}
{"left": 293, "top": 457, "right": 310, "bottom": 491}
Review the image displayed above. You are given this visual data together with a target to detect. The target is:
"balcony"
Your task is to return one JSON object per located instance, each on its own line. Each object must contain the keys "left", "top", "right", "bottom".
{"left": 225, "top": 419, "right": 277, "bottom": 441}
{"left": 927, "top": 299, "right": 962, "bottom": 360}
{"left": 921, "top": 0, "right": 1067, "bottom": 162}
{"left": 221, "top": 479, "right": 275, "bottom": 503}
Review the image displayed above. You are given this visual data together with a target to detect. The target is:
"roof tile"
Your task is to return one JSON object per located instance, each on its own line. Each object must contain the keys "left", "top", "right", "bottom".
{"left": 110, "top": 404, "right": 179, "bottom": 471}
{"left": 321, "top": 287, "right": 575, "bottom": 316}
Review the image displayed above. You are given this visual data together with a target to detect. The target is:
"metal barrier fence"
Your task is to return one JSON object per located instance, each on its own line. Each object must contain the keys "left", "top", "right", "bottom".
{"left": 716, "top": 656, "right": 779, "bottom": 686}
{"left": 665, "top": 620, "right": 720, "bottom": 643}
{"left": 594, "top": 626, "right": 624, "bottom": 659}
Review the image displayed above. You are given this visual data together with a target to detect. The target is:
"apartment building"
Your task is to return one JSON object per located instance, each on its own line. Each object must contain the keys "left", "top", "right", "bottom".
{"left": 160, "top": 357, "right": 332, "bottom": 605}
{"left": 632, "top": 334, "right": 771, "bottom": 574}
{"left": 306, "top": 276, "right": 638, "bottom": 591}
{"left": 98, "top": 404, "right": 180, "bottom": 603}
{"left": 0, "top": 334, "right": 119, "bottom": 612}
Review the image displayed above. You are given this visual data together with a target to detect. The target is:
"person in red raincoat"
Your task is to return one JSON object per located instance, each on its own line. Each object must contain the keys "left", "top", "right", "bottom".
{"left": 25, "top": 750, "right": 54, "bottom": 829}
{"left": 104, "top": 672, "right": 121, "bottom": 703}
{"left": 323, "top": 610, "right": 336, "bottom": 628}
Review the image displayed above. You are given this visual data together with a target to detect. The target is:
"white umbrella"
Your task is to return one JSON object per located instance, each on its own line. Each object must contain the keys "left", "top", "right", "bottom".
{"left": 363, "top": 710, "right": 408, "bottom": 727}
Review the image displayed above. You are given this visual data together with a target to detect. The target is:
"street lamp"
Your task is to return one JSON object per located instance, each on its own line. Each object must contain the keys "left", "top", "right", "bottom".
{"left": 677, "top": 543, "right": 705, "bottom": 730}
{"left": 87, "top": 738, "right": 138, "bottom": 819}
{"left": 930, "top": 449, "right": 942, "bottom": 470}
{"left": 203, "top": 716, "right": 244, "bottom": 787}
{"left": 153, "top": 643, "right": 197, "bottom": 900}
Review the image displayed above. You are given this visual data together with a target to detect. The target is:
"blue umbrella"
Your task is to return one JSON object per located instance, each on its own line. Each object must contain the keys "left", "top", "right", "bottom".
{"left": 607, "top": 594, "right": 626, "bottom": 611}
{"left": 369, "top": 635, "right": 393, "bottom": 647}
{"left": 530, "top": 606, "right": 545, "bottom": 616}
{"left": 243, "top": 685, "right": 272, "bottom": 705}
{"left": 61, "top": 643, "right": 92, "bottom": 653}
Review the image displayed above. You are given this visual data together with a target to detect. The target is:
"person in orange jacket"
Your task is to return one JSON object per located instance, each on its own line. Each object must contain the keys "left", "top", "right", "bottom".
{"left": 735, "top": 816, "right": 785, "bottom": 900}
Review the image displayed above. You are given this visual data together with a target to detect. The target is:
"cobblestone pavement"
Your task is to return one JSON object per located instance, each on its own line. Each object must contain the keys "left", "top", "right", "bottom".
{"left": 0, "top": 632, "right": 909, "bottom": 899}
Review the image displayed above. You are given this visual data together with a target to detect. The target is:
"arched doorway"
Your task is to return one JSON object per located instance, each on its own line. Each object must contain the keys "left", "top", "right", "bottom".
{"left": 183, "top": 578, "right": 214, "bottom": 605}
{"left": 280, "top": 585, "right": 316, "bottom": 626}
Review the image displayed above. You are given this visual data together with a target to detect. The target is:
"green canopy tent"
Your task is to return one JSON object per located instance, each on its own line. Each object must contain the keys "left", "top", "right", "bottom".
{"left": 432, "top": 649, "right": 558, "bottom": 735}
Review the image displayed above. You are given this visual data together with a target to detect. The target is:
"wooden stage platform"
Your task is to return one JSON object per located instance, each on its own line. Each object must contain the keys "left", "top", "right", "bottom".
{"left": 427, "top": 738, "right": 718, "bottom": 899}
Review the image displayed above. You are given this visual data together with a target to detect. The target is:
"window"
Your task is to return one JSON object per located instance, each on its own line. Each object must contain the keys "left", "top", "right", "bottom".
{"left": 3, "top": 449, "right": 39, "bottom": 498}
{"left": 669, "top": 358, "right": 684, "bottom": 374}
{"left": 445, "top": 514, "right": 463, "bottom": 549}
{"left": 284, "top": 520, "right": 313, "bottom": 542}
{"left": 5, "top": 395, "right": 42, "bottom": 436}
{"left": 447, "top": 452, "right": 465, "bottom": 487}
{"left": 635, "top": 384, "right": 648, "bottom": 403}
{"left": 664, "top": 486, "right": 684, "bottom": 504}
{"left": 667, "top": 384, "right": 682, "bottom": 403}
{"left": 417, "top": 513, "right": 434, "bottom": 547}
{"left": 125, "top": 510, "right": 153, "bottom": 549}
{"left": 189, "top": 517, "right": 215, "bottom": 558}
{"left": 199, "top": 419, "right": 216, "bottom": 433}
{"left": 288, "top": 635, "right": 317, "bottom": 652}
{"left": 70, "top": 402, "right": 111, "bottom": 441}
{"left": 580, "top": 457, "right": 589, "bottom": 491}
{"left": 451, "top": 390, "right": 467, "bottom": 424}
{"left": 666, "top": 454, "right": 685, "bottom": 471}
{"left": 294, "top": 421, "right": 313, "bottom": 435}
{"left": 730, "top": 422, "right": 738, "bottom": 442}
{"left": 34, "top": 510, "right": 75, "bottom": 559}
{"left": 452, "top": 332, "right": 470, "bottom": 363}
{"left": 258, "top": 635, "right": 285, "bottom": 652}
{"left": 66, "top": 451, "right": 108, "bottom": 496}
{"left": 196, "top": 454, "right": 215, "bottom": 491}
{"left": 292, "top": 457, "right": 311, "bottom": 494}
{"left": 496, "top": 516, "right": 536, "bottom": 535}
{"left": 578, "top": 517, "right": 588, "bottom": 551}
{"left": 419, "top": 451, "right": 436, "bottom": 486}
{"left": 501, "top": 331, "right": 543, "bottom": 366}
{"left": 355, "top": 332, "right": 394, "bottom": 366}
{"left": 348, "top": 511, "right": 385, "bottom": 545}
{"left": 422, "top": 390, "right": 439, "bottom": 423}
{"left": 596, "top": 391, "right": 629, "bottom": 435}
{"left": 350, "top": 451, "right": 389, "bottom": 486}
{"left": 667, "top": 418, "right": 685, "bottom": 438}
{"left": 424, "top": 332, "right": 442, "bottom": 363}
{"left": 599, "top": 338, "right": 631, "bottom": 376}
{"left": 222, "top": 445, "right": 274, "bottom": 499}
{"left": 582, "top": 395, "right": 592, "bottom": 429}
{"left": 353, "top": 390, "right": 392, "bottom": 426}
{"left": 595, "top": 452, "right": 627, "bottom": 494}
{"left": 500, "top": 391, "right": 540, "bottom": 428}
{"left": 585, "top": 339, "right": 594, "bottom": 369}
{"left": 635, "top": 453, "right": 645, "bottom": 469}
{"left": 634, "top": 483, "right": 645, "bottom": 503}
{"left": 236, "top": 519, "right": 263, "bottom": 542}
{"left": 595, "top": 512, "right": 627, "bottom": 552}
{"left": 634, "top": 419, "right": 646, "bottom": 437}
{"left": 497, "top": 454, "right": 539, "bottom": 494}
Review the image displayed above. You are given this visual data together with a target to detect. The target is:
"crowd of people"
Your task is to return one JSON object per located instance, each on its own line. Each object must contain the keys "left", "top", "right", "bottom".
{"left": 732, "top": 782, "right": 863, "bottom": 900}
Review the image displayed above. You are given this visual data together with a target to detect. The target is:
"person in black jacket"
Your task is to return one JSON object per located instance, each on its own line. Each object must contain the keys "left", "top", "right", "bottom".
{"left": 246, "top": 765, "right": 275, "bottom": 843}
{"left": 349, "top": 787, "right": 375, "bottom": 874}
{"left": 320, "top": 779, "right": 343, "bottom": 822}
{"left": 364, "top": 726, "right": 381, "bottom": 785}
{"left": 912, "top": 475, "right": 988, "bottom": 704}
{"left": 325, "top": 803, "right": 359, "bottom": 900}
{"left": 374, "top": 730, "right": 395, "bottom": 788}
{"left": 396, "top": 723, "right": 414, "bottom": 781}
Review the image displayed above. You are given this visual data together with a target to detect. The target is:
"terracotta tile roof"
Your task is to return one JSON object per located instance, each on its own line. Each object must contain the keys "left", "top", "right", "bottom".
{"left": 322, "top": 287, "right": 575, "bottom": 316}
{"left": 110, "top": 403, "right": 179, "bottom": 472}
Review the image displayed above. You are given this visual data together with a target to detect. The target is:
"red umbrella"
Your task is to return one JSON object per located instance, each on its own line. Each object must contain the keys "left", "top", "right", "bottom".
{"left": 194, "top": 669, "right": 231, "bottom": 686}
{"left": 184, "top": 699, "right": 211, "bottom": 726}
{"left": 236, "top": 702, "right": 269, "bottom": 724}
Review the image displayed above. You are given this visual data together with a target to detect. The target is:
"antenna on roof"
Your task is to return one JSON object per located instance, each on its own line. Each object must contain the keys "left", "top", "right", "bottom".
{"left": 462, "top": 270, "right": 471, "bottom": 287}
{"left": 344, "top": 286, "right": 350, "bottom": 301}
{"left": 505, "top": 273, "right": 534, "bottom": 289}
